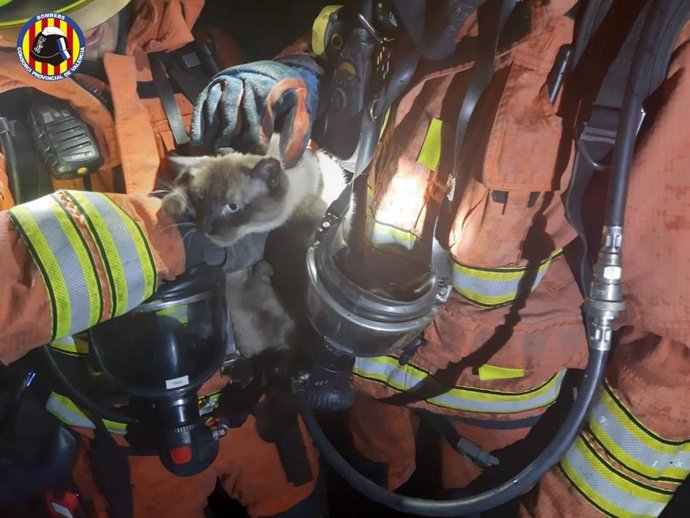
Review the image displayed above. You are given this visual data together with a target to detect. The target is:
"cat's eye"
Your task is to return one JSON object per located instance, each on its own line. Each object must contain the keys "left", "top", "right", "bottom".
{"left": 222, "top": 203, "right": 241, "bottom": 216}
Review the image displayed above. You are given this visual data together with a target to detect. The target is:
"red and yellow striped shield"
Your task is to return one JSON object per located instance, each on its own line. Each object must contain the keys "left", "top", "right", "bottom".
{"left": 16, "top": 12, "right": 85, "bottom": 80}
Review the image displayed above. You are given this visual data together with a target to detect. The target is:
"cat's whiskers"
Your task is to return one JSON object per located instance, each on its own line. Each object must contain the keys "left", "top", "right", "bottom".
{"left": 159, "top": 221, "right": 197, "bottom": 233}
{"left": 180, "top": 227, "right": 199, "bottom": 243}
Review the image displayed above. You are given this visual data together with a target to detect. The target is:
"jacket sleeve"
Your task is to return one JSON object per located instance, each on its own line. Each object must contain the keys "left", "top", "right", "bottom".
{"left": 519, "top": 21, "right": 690, "bottom": 518}
{"left": 0, "top": 191, "right": 185, "bottom": 365}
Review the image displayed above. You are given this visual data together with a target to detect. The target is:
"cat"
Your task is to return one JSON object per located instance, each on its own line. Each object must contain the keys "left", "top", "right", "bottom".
{"left": 162, "top": 138, "right": 347, "bottom": 360}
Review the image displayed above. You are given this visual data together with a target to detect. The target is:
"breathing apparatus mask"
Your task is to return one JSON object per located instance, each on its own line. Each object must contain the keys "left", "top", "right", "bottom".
{"left": 42, "top": 265, "right": 241, "bottom": 477}
{"left": 304, "top": 0, "right": 478, "bottom": 411}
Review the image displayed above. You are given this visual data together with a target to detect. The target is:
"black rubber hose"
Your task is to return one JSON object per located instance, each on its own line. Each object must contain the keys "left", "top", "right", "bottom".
{"left": 607, "top": 0, "right": 670, "bottom": 227}
{"left": 295, "top": 348, "right": 608, "bottom": 517}
{"left": 39, "top": 346, "right": 138, "bottom": 424}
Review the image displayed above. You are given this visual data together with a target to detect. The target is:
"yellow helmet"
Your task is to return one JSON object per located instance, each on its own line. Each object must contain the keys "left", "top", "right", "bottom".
{"left": 0, "top": 0, "right": 130, "bottom": 44}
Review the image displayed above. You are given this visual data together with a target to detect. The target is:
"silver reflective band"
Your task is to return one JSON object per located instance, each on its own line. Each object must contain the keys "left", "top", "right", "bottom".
{"left": 589, "top": 384, "right": 690, "bottom": 483}
{"left": 354, "top": 356, "right": 566, "bottom": 414}
{"left": 561, "top": 434, "right": 672, "bottom": 518}
{"left": 451, "top": 250, "right": 564, "bottom": 308}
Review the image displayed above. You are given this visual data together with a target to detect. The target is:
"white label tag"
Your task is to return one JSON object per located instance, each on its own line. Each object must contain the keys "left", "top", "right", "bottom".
{"left": 165, "top": 375, "right": 190, "bottom": 390}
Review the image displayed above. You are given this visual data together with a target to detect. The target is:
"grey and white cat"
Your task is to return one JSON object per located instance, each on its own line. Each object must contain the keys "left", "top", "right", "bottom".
{"left": 162, "top": 138, "right": 346, "bottom": 358}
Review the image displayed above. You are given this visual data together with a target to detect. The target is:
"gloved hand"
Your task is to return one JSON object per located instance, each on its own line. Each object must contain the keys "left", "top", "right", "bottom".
{"left": 191, "top": 56, "right": 321, "bottom": 167}
{"left": 182, "top": 220, "right": 268, "bottom": 273}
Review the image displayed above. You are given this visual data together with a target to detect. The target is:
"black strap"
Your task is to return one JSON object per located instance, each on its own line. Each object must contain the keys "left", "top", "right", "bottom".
{"left": 563, "top": 0, "right": 690, "bottom": 295}
{"left": 150, "top": 53, "right": 190, "bottom": 148}
{"left": 88, "top": 422, "right": 133, "bottom": 518}
{"left": 159, "top": 48, "right": 206, "bottom": 103}
{"left": 434, "top": 0, "right": 519, "bottom": 251}
{"left": 417, "top": 410, "right": 500, "bottom": 469}
{"left": 275, "top": 418, "right": 314, "bottom": 486}
{"left": 571, "top": 0, "right": 614, "bottom": 70}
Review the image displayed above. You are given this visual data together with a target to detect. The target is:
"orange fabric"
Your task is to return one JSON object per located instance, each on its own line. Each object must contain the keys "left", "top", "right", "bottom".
{"left": 349, "top": 0, "right": 587, "bottom": 492}
{"left": 104, "top": 53, "right": 161, "bottom": 194}
{"left": 520, "top": 21, "right": 690, "bottom": 516}
{"left": 350, "top": 394, "right": 532, "bottom": 490}
{"left": 0, "top": 4, "right": 303, "bottom": 518}
{"left": 520, "top": 333, "right": 690, "bottom": 518}
{"left": 0, "top": 152, "right": 13, "bottom": 210}
{"left": 71, "top": 411, "right": 319, "bottom": 518}
{"left": 0, "top": 194, "right": 184, "bottom": 365}
{"left": 0, "top": 56, "right": 120, "bottom": 191}
{"left": 126, "top": 0, "right": 204, "bottom": 55}
{"left": 618, "top": 24, "right": 690, "bottom": 344}
{"left": 0, "top": 0, "right": 237, "bottom": 196}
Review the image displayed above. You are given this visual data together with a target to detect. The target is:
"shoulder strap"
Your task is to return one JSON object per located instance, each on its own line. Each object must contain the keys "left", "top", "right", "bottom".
{"left": 564, "top": 0, "right": 690, "bottom": 295}
{"left": 433, "top": 0, "right": 520, "bottom": 253}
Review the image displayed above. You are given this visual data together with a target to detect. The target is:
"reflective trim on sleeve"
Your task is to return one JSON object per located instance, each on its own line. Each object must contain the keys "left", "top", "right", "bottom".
{"left": 452, "top": 249, "right": 564, "bottom": 308}
{"left": 561, "top": 433, "right": 674, "bottom": 518}
{"left": 589, "top": 382, "right": 690, "bottom": 483}
{"left": 47, "top": 390, "right": 224, "bottom": 434}
{"left": 7, "top": 194, "right": 103, "bottom": 340}
{"left": 65, "top": 191, "right": 157, "bottom": 318}
{"left": 46, "top": 392, "right": 128, "bottom": 435}
{"left": 354, "top": 355, "right": 565, "bottom": 414}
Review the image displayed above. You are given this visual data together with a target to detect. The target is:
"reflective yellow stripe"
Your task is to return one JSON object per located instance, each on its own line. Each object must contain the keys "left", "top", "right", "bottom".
{"left": 365, "top": 181, "right": 562, "bottom": 306}
{"left": 47, "top": 390, "right": 223, "bottom": 434}
{"left": 97, "top": 193, "right": 157, "bottom": 304}
{"left": 561, "top": 433, "right": 673, "bottom": 517}
{"left": 354, "top": 355, "right": 565, "bottom": 414}
{"left": 417, "top": 118, "right": 443, "bottom": 171}
{"left": 67, "top": 192, "right": 129, "bottom": 316}
{"left": 379, "top": 107, "right": 392, "bottom": 139}
{"left": 365, "top": 185, "right": 419, "bottom": 251}
{"left": 7, "top": 192, "right": 107, "bottom": 341}
{"left": 49, "top": 199, "right": 102, "bottom": 329}
{"left": 311, "top": 5, "right": 343, "bottom": 57}
{"left": 589, "top": 383, "right": 690, "bottom": 483}
{"left": 46, "top": 392, "right": 128, "bottom": 435}
{"left": 9, "top": 205, "right": 71, "bottom": 339}
{"left": 66, "top": 191, "right": 157, "bottom": 318}
{"left": 452, "top": 249, "right": 564, "bottom": 307}
{"left": 478, "top": 364, "right": 525, "bottom": 381}
{"left": 366, "top": 216, "right": 419, "bottom": 251}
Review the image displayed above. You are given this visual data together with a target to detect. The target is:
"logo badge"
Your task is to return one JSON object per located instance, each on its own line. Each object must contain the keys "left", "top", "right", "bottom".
{"left": 16, "top": 12, "right": 85, "bottom": 81}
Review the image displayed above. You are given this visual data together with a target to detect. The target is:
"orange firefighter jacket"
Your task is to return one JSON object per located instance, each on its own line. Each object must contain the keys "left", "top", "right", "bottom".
{"left": 0, "top": 0, "right": 212, "bottom": 363}
{"left": 0, "top": 3, "right": 319, "bottom": 517}
{"left": 347, "top": 1, "right": 690, "bottom": 514}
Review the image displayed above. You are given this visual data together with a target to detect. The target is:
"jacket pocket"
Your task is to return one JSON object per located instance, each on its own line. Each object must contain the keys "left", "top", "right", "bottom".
{"left": 450, "top": 49, "right": 569, "bottom": 271}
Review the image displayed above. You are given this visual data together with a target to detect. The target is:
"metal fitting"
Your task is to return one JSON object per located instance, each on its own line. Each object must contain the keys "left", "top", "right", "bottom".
{"left": 584, "top": 226, "right": 626, "bottom": 351}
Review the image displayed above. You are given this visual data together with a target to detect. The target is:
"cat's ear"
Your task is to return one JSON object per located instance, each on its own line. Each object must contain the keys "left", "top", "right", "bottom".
{"left": 251, "top": 158, "right": 282, "bottom": 189}
{"left": 167, "top": 155, "right": 207, "bottom": 184}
